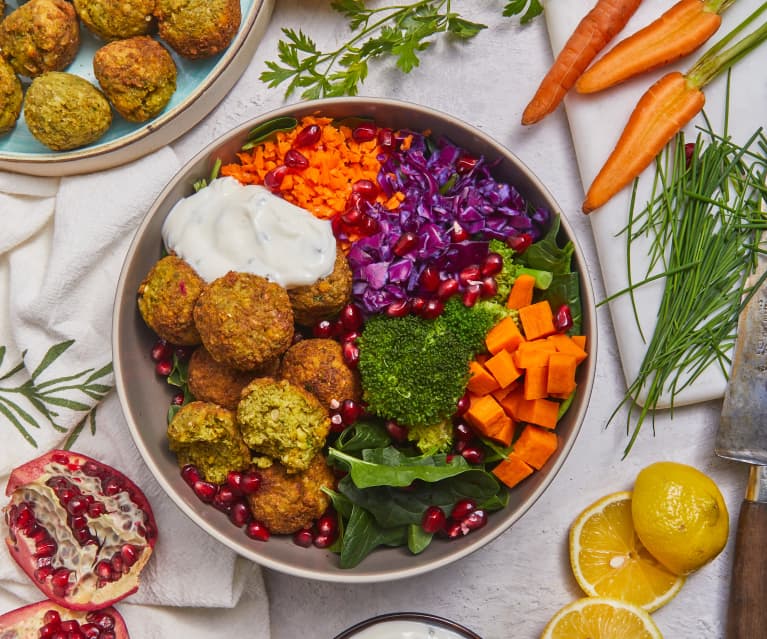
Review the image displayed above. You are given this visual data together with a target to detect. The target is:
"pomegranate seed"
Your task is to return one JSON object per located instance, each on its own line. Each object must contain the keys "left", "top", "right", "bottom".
{"left": 462, "top": 509, "right": 488, "bottom": 531}
{"left": 181, "top": 464, "right": 201, "bottom": 486}
{"left": 80, "top": 624, "right": 102, "bottom": 639}
{"left": 342, "top": 341, "right": 360, "bottom": 367}
{"left": 121, "top": 544, "right": 139, "bottom": 567}
{"left": 451, "top": 222, "right": 469, "bottom": 243}
{"left": 462, "top": 284, "right": 481, "bottom": 307}
{"left": 458, "top": 265, "right": 481, "bottom": 287}
{"left": 212, "top": 489, "right": 234, "bottom": 513}
{"left": 313, "top": 532, "right": 335, "bottom": 548}
{"left": 352, "top": 178, "right": 378, "bottom": 201}
{"left": 340, "top": 399, "right": 363, "bottom": 425}
{"left": 293, "top": 528, "right": 314, "bottom": 547}
{"left": 386, "top": 299, "right": 410, "bottom": 317}
{"left": 453, "top": 420, "right": 473, "bottom": 442}
{"left": 52, "top": 452, "right": 70, "bottom": 465}
{"left": 87, "top": 501, "right": 106, "bottom": 517}
{"left": 481, "top": 252, "right": 503, "bottom": 277}
{"left": 377, "top": 127, "right": 394, "bottom": 149}
{"left": 35, "top": 540, "right": 57, "bottom": 557}
{"left": 86, "top": 612, "right": 115, "bottom": 630}
{"left": 393, "top": 232, "right": 418, "bottom": 256}
{"left": 264, "top": 165, "right": 288, "bottom": 192}
{"left": 171, "top": 391, "right": 185, "bottom": 406}
{"left": 81, "top": 461, "right": 102, "bottom": 477}
{"left": 101, "top": 476, "right": 124, "bottom": 496}
{"left": 444, "top": 520, "right": 465, "bottom": 539}
{"left": 330, "top": 412, "right": 344, "bottom": 433}
{"left": 150, "top": 339, "right": 170, "bottom": 362}
{"left": 312, "top": 320, "right": 334, "bottom": 338}
{"left": 419, "top": 265, "right": 440, "bottom": 292}
{"left": 245, "top": 521, "right": 270, "bottom": 541}
{"left": 554, "top": 304, "right": 574, "bottom": 332}
{"left": 453, "top": 439, "right": 468, "bottom": 453}
{"left": 420, "top": 299, "right": 444, "bottom": 319}
{"left": 385, "top": 420, "right": 409, "bottom": 443}
{"left": 352, "top": 122, "right": 377, "bottom": 142}
{"left": 174, "top": 345, "right": 193, "bottom": 362}
{"left": 506, "top": 232, "right": 533, "bottom": 253}
{"left": 342, "top": 330, "right": 361, "bottom": 344}
{"left": 66, "top": 496, "right": 88, "bottom": 517}
{"left": 456, "top": 155, "right": 478, "bottom": 174}
{"left": 341, "top": 207, "right": 362, "bottom": 225}
{"left": 35, "top": 566, "right": 54, "bottom": 581}
{"left": 359, "top": 214, "right": 379, "bottom": 235}
{"left": 226, "top": 470, "right": 244, "bottom": 493}
{"left": 229, "top": 502, "right": 252, "bottom": 527}
{"left": 60, "top": 620, "right": 79, "bottom": 632}
{"left": 240, "top": 470, "right": 261, "bottom": 495}
{"left": 456, "top": 391, "right": 471, "bottom": 415}
{"left": 192, "top": 480, "right": 217, "bottom": 503}
{"left": 293, "top": 124, "right": 321, "bottom": 148}
{"left": 43, "top": 609, "right": 61, "bottom": 625}
{"left": 480, "top": 276, "right": 498, "bottom": 298}
{"left": 451, "top": 499, "right": 477, "bottom": 520}
{"left": 461, "top": 446, "right": 485, "bottom": 464}
{"left": 422, "top": 506, "right": 446, "bottom": 534}
{"left": 155, "top": 358, "right": 172, "bottom": 377}
{"left": 410, "top": 297, "right": 426, "bottom": 315}
{"left": 284, "top": 148, "right": 309, "bottom": 169}
{"left": 57, "top": 488, "right": 76, "bottom": 505}
{"left": 340, "top": 303, "right": 363, "bottom": 331}
{"left": 316, "top": 513, "right": 338, "bottom": 537}
{"left": 51, "top": 568, "right": 71, "bottom": 589}
{"left": 110, "top": 554, "right": 124, "bottom": 575}
{"left": 437, "top": 278, "right": 459, "bottom": 300}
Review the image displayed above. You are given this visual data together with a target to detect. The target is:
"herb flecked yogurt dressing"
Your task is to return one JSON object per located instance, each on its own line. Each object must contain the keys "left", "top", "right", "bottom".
{"left": 161, "top": 176, "right": 337, "bottom": 287}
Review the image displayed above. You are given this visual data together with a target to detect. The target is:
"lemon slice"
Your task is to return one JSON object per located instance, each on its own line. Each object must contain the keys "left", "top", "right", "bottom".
{"left": 540, "top": 596, "right": 664, "bottom": 639}
{"left": 569, "top": 491, "right": 684, "bottom": 612}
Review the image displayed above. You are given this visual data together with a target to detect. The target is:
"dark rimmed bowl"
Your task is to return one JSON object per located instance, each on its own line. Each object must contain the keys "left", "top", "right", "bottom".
{"left": 334, "top": 612, "right": 482, "bottom": 638}
{"left": 112, "top": 97, "right": 597, "bottom": 582}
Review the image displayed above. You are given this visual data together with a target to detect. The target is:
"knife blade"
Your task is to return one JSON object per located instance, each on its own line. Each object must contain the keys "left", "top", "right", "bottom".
{"left": 717, "top": 254, "right": 767, "bottom": 639}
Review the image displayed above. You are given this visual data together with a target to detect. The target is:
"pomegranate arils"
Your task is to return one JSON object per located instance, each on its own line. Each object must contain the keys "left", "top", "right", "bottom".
{"left": 451, "top": 499, "right": 477, "bottom": 520}
{"left": 342, "top": 341, "right": 360, "bottom": 367}
{"left": 312, "top": 319, "right": 334, "bottom": 339}
{"left": 293, "top": 124, "right": 321, "bottom": 148}
{"left": 316, "top": 514, "right": 337, "bottom": 537}
{"left": 340, "top": 303, "right": 363, "bottom": 331}
{"left": 86, "top": 611, "right": 115, "bottom": 630}
{"left": 264, "top": 165, "right": 288, "bottom": 192}
{"left": 181, "top": 464, "right": 201, "bottom": 486}
{"left": 421, "top": 299, "right": 444, "bottom": 319}
{"left": 293, "top": 528, "right": 314, "bottom": 547}
{"left": 229, "top": 502, "right": 252, "bottom": 528}
{"left": 352, "top": 178, "right": 378, "bottom": 201}
{"left": 52, "top": 452, "right": 70, "bottom": 465}
{"left": 419, "top": 265, "right": 440, "bottom": 292}
{"left": 393, "top": 232, "right": 418, "bottom": 256}
{"left": 313, "top": 533, "right": 334, "bottom": 548}
{"left": 352, "top": 122, "right": 377, "bottom": 142}
{"left": 43, "top": 609, "right": 62, "bottom": 625}
{"left": 451, "top": 222, "right": 469, "bottom": 243}
{"left": 462, "top": 284, "right": 481, "bottom": 307}
{"left": 453, "top": 420, "right": 473, "bottom": 443}
{"left": 458, "top": 265, "right": 481, "bottom": 287}
{"left": 480, "top": 276, "right": 498, "bottom": 298}
{"left": 377, "top": 127, "right": 394, "bottom": 149}
{"left": 462, "top": 509, "right": 488, "bottom": 531}
{"left": 554, "top": 304, "right": 574, "bottom": 332}
{"left": 192, "top": 480, "right": 217, "bottom": 503}
{"left": 245, "top": 521, "right": 270, "bottom": 541}
{"left": 240, "top": 470, "right": 262, "bottom": 495}
{"left": 422, "top": 506, "right": 446, "bottom": 534}
{"left": 507, "top": 232, "right": 533, "bottom": 253}
{"left": 67, "top": 496, "right": 89, "bottom": 517}
{"left": 386, "top": 299, "right": 410, "bottom": 317}
{"left": 481, "top": 252, "right": 503, "bottom": 277}
{"left": 284, "top": 148, "right": 309, "bottom": 169}
{"left": 437, "top": 278, "right": 459, "bottom": 300}
{"left": 456, "top": 154, "right": 478, "bottom": 174}
{"left": 340, "top": 398, "right": 363, "bottom": 425}
{"left": 120, "top": 544, "right": 139, "bottom": 567}
{"left": 456, "top": 392, "right": 471, "bottom": 415}
{"left": 385, "top": 420, "right": 409, "bottom": 443}
{"left": 461, "top": 446, "right": 485, "bottom": 464}
{"left": 154, "top": 359, "right": 172, "bottom": 377}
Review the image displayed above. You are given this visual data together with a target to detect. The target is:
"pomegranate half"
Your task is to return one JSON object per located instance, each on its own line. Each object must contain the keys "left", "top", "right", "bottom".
{"left": 4, "top": 450, "right": 157, "bottom": 611}
{"left": 0, "top": 599, "right": 129, "bottom": 639}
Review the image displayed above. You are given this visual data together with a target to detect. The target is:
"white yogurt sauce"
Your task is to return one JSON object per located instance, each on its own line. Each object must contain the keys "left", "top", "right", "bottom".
{"left": 343, "top": 620, "right": 473, "bottom": 639}
{"left": 161, "top": 176, "right": 336, "bottom": 288}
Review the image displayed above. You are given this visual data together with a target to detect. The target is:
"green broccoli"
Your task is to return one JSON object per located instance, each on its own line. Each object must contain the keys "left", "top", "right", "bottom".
{"left": 489, "top": 239, "right": 553, "bottom": 303}
{"left": 440, "top": 296, "right": 515, "bottom": 354}
{"left": 407, "top": 420, "right": 454, "bottom": 454}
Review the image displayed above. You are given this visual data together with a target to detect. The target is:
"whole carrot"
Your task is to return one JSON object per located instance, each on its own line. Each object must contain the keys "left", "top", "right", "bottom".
{"left": 576, "top": 0, "right": 734, "bottom": 94}
{"left": 582, "top": 2, "right": 767, "bottom": 213}
{"left": 522, "top": 0, "right": 643, "bottom": 125}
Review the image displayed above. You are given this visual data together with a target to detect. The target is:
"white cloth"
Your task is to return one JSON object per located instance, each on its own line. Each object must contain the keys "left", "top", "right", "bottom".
{"left": 0, "top": 149, "right": 269, "bottom": 637}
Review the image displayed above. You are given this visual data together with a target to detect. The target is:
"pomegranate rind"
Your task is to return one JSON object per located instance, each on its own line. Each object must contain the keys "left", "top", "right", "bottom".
{"left": 4, "top": 450, "right": 157, "bottom": 611}
{"left": 0, "top": 600, "right": 130, "bottom": 638}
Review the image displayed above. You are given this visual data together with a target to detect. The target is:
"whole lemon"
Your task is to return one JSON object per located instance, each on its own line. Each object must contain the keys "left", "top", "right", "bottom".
{"left": 631, "top": 461, "right": 729, "bottom": 575}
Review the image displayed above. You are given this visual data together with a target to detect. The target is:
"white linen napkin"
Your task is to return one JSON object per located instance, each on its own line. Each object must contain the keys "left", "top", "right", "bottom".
{"left": 0, "top": 150, "right": 269, "bottom": 637}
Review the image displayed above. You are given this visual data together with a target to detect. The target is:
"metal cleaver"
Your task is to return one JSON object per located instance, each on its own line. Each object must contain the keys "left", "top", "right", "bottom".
{"left": 717, "top": 261, "right": 767, "bottom": 638}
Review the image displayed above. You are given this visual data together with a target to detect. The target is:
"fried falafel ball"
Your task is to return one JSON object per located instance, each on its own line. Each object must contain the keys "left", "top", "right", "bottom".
{"left": 0, "top": 0, "right": 80, "bottom": 78}
{"left": 137, "top": 255, "right": 204, "bottom": 345}
{"left": 193, "top": 272, "right": 294, "bottom": 371}
{"left": 93, "top": 35, "right": 176, "bottom": 123}
{"left": 154, "top": 0, "right": 240, "bottom": 60}
{"left": 167, "top": 400, "right": 251, "bottom": 484}
{"left": 187, "top": 346, "right": 280, "bottom": 411}
{"left": 24, "top": 72, "right": 112, "bottom": 151}
{"left": 288, "top": 249, "right": 353, "bottom": 327}
{"left": 0, "top": 57, "right": 22, "bottom": 134}
{"left": 73, "top": 0, "right": 156, "bottom": 41}
{"left": 279, "top": 338, "right": 361, "bottom": 408}
{"left": 247, "top": 455, "right": 335, "bottom": 535}
{"left": 237, "top": 377, "right": 330, "bottom": 473}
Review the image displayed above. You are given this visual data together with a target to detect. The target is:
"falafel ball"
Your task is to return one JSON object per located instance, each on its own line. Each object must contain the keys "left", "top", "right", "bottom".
{"left": 24, "top": 72, "right": 112, "bottom": 151}
{"left": 237, "top": 377, "right": 330, "bottom": 473}
{"left": 279, "top": 338, "right": 361, "bottom": 407}
{"left": 137, "top": 255, "right": 204, "bottom": 345}
{"left": 187, "top": 346, "right": 280, "bottom": 410}
{"left": 247, "top": 454, "right": 335, "bottom": 535}
{"left": 288, "top": 249, "right": 353, "bottom": 327}
{"left": 73, "top": 0, "right": 156, "bottom": 41}
{"left": 154, "top": 0, "right": 240, "bottom": 60}
{"left": 0, "top": 56, "right": 22, "bottom": 134}
{"left": 0, "top": 0, "right": 80, "bottom": 77}
{"left": 193, "top": 271, "right": 294, "bottom": 371}
{"left": 93, "top": 35, "right": 176, "bottom": 122}
{"left": 167, "top": 400, "right": 251, "bottom": 484}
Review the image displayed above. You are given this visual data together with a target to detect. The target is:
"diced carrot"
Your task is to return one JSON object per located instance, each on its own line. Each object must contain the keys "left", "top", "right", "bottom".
{"left": 516, "top": 397, "right": 560, "bottom": 429}
{"left": 464, "top": 394, "right": 506, "bottom": 436}
{"left": 547, "top": 353, "right": 578, "bottom": 395}
{"left": 523, "top": 365, "right": 549, "bottom": 400}
{"left": 571, "top": 335, "right": 587, "bottom": 351}
{"left": 485, "top": 349, "right": 522, "bottom": 389}
{"left": 547, "top": 333, "right": 588, "bottom": 364}
{"left": 506, "top": 274, "right": 536, "bottom": 310}
{"left": 485, "top": 316, "right": 524, "bottom": 354}
{"left": 518, "top": 300, "right": 556, "bottom": 340}
{"left": 492, "top": 454, "right": 534, "bottom": 489}
{"left": 466, "top": 361, "right": 500, "bottom": 395}
{"left": 513, "top": 425, "right": 558, "bottom": 470}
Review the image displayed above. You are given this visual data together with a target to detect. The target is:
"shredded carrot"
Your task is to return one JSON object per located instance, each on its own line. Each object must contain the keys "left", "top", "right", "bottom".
{"left": 522, "top": 0, "right": 642, "bottom": 125}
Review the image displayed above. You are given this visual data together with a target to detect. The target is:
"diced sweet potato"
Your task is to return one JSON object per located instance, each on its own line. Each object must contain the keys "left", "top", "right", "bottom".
{"left": 547, "top": 333, "right": 588, "bottom": 364}
{"left": 515, "top": 397, "right": 560, "bottom": 429}
{"left": 513, "top": 425, "right": 558, "bottom": 470}
{"left": 465, "top": 394, "right": 506, "bottom": 435}
{"left": 485, "top": 349, "right": 522, "bottom": 389}
{"left": 547, "top": 352, "right": 577, "bottom": 395}
{"left": 523, "top": 365, "right": 548, "bottom": 400}
{"left": 518, "top": 300, "right": 556, "bottom": 340}
{"left": 506, "top": 273, "right": 536, "bottom": 310}
{"left": 485, "top": 316, "right": 524, "bottom": 354}
{"left": 466, "top": 360, "right": 500, "bottom": 395}
{"left": 492, "top": 454, "right": 534, "bottom": 488}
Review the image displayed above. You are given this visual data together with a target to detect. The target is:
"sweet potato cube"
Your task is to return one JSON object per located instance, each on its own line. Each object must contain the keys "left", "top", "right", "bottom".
{"left": 518, "top": 300, "right": 556, "bottom": 340}
{"left": 523, "top": 365, "right": 549, "bottom": 400}
{"left": 487, "top": 415, "right": 515, "bottom": 447}
{"left": 466, "top": 361, "right": 500, "bottom": 395}
{"left": 485, "top": 349, "right": 522, "bottom": 389}
{"left": 492, "top": 454, "right": 534, "bottom": 488}
{"left": 485, "top": 316, "right": 524, "bottom": 354}
{"left": 465, "top": 394, "right": 506, "bottom": 436}
{"left": 515, "top": 397, "right": 560, "bottom": 429}
{"left": 571, "top": 335, "right": 587, "bottom": 351}
{"left": 500, "top": 386, "right": 525, "bottom": 420}
{"left": 547, "top": 353, "right": 577, "bottom": 395}
{"left": 506, "top": 273, "right": 536, "bottom": 310}
{"left": 492, "top": 383, "right": 516, "bottom": 403}
{"left": 513, "top": 425, "right": 558, "bottom": 470}
{"left": 547, "top": 333, "right": 588, "bottom": 364}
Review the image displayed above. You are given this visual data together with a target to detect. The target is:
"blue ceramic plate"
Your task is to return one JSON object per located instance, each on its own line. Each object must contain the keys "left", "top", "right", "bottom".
{"left": 0, "top": 0, "right": 274, "bottom": 176}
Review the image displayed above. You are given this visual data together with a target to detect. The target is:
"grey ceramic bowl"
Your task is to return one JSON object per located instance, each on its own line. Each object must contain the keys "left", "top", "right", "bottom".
{"left": 334, "top": 612, "right": 482, "bottom": 638}
{"left": 113, "top": 97, "right": 597, "bottom": 582}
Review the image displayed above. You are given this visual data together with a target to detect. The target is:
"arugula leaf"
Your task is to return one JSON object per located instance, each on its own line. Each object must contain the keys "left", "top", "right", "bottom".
{"left": 502, "top": 0, "right": 544, "bottom": 23}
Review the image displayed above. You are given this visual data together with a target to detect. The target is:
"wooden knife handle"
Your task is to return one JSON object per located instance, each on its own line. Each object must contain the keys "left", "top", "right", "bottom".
{"left": 727, "top": 500, "right": 767, "bottom": 638}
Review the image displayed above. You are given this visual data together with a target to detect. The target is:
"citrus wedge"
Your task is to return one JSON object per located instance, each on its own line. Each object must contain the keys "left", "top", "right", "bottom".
{"left": 541, "top": 596, "right": 663, "bottom": 639}
{"left": 569, "top": 491, "right": 684, "bottom": 612}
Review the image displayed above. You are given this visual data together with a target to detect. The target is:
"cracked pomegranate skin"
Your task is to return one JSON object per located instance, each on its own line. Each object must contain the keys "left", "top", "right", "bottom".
{"left": 0, "top": 599, "right": 130, "bottom": 638}
{"left": 4, "top": 450, "right": 157, "bottom": 611}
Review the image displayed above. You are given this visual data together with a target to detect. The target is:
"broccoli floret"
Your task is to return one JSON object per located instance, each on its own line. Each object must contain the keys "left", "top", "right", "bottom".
{"left": 358, "top": 312, "right": 474, "bottom": 427}
{"left": 441, "top": 296, "right": 516, "bottom": 354}
{"left": 489, "top": 239, "right": 554, "bottom": 303}
{"left": 407, "top": 420, "right": 454, "bottom": 454}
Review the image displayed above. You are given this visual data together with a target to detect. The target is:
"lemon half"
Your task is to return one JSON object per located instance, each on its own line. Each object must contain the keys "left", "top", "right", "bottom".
{"left": 540, "top": 596, "right": 663, "bottom": 639}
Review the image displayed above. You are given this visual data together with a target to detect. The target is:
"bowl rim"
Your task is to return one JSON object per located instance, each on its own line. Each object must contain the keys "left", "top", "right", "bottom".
{"left": 332, "top": 612, "right": 483, "bottom": 638}
{"left": 113, "top": 96, "right": 597, "bottom": 583}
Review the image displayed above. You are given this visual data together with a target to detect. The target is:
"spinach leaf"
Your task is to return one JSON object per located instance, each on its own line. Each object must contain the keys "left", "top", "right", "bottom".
{"left": 537, "top": 272, "right": 582, "bottom": 335}
{"left": 339, "top": 505, "right": 407, "bottom": 569}
{"left": 407, "top": 524, "right": 433, "bottom": 555}
{"left": 241, "top": 116, "right": 299, "bottom": 150}
{"left": 521, "top": 215, "right": 574, "bottom": 275}
{"left": 322, "top": 487, "right": 354, "bottom": 520}
{"left": 334, "top": 420, "right": 391, "bottom": 453}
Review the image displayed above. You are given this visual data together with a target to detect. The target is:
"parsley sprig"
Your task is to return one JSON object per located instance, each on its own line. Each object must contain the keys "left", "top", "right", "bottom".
{"left": 261, "top": 1, "right": 543, "bottom": 99}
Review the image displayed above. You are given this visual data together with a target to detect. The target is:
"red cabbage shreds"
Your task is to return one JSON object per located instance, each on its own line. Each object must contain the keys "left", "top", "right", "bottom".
{"left": 346, "top": 131, "right": 551, "bottom": 314}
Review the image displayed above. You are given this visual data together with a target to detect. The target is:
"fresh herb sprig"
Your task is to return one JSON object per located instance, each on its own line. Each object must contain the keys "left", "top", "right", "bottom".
{"left": 261, "top": 1, "right": 542, "bottom": 99}
{"left": 605, "top": 113, "right": 767, "bottom": 456}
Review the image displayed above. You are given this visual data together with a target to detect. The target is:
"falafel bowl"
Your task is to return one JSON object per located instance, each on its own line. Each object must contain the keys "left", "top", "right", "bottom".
{"left": 113, "top": 97, "right": 597, "bottom": 582}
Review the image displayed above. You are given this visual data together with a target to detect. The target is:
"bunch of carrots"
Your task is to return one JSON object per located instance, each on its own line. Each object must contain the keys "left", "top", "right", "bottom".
{"left": 523, "top": 0, "right": 767, "bottom": 213}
